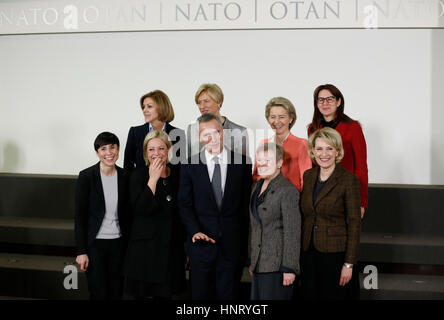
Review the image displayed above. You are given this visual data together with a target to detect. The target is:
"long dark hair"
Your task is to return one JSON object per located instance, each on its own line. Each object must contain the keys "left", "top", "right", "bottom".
{"left": 308, "top": 84, "right": 355, "bottom": 135}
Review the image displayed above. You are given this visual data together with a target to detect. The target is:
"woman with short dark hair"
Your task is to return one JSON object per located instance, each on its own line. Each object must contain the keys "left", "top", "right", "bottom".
{"left": 75, "top": 132, "right": 130, "bottom": 300}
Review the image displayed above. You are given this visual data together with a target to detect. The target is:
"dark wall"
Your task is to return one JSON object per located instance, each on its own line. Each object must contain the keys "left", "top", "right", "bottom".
{"left": 1, "top": 174, "right": 443, "bottom": 237}
{"left": 0, "top": 174, "right": 77, "bottom": 220}
{"left": 364, "top": 184, "right": 444, "bottom": 236}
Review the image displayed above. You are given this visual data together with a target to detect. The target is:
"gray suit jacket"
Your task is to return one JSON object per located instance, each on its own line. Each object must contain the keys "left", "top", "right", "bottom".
{"left": 186, "top": 117, "right": 249, "bottom": 157}
{"left": 249, "top": 173, "right": 301, "bottom": 274}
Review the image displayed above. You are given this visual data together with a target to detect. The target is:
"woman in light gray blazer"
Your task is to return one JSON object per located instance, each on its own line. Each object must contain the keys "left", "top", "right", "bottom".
{"left": 186, "top": 83, "right": 249, "bottom": 157}
{"left": 248, "top": 142, "right": 301, "bottom": 300}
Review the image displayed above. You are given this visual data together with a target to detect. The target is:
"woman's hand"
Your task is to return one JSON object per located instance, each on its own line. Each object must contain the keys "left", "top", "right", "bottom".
{"left": 192, "top": 232, "right": 216, "bottom": 244}
{"left": 147, "top": 158, "right": 165, "bottom": 194}
{"left": 339, "top": 265, "right": 353, "bottom": 286}
{"left": 76, "top": 254, "right": 89, "bottom": 272}
{"left": 149, "top": 157, "right": 164, "bottom": 182}
{"left": 283, "top": 273, "right": 295, "bottom": 286}
{"left": 248, "top": 266, "right": 252, "bottom": 277}
{"left": 361, "top": 207, "right": 365, "bottom": 219}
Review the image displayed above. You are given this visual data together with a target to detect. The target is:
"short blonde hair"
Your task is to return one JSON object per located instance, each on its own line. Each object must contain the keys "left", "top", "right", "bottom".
{"left": 256, "top": 142, "right": 285, "bottom": 162}
{"left": 140, "top": 90, "right": 175, "bottom": 123}
{"left": 195, "top": 83, "right": 224, "bottom": 106}
{"left": 307, "top": 127, "right": 344, "bottom": 163}
{"left": 265, "top": 97, "right": 297, "bottom": 129}
{"left": 142, "top": 130, "right": 172, "bottom": 166}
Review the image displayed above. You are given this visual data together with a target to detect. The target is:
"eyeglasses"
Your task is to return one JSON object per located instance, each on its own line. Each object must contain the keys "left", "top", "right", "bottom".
{"left": 317, "top": 96, "right": 336, "bottom": 104}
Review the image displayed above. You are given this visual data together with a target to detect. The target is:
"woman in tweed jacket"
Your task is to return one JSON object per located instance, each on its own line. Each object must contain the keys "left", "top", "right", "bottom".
{"left": 300, "top": 127, "right": 361, "bottom": 300}
{"left": 248, "top": 142, "right": 301, "bottom": 300}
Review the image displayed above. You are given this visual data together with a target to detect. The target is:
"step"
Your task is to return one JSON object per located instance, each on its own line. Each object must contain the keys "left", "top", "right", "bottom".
{"left": 0, "top": 173, "right": 76, "bottom": 220}
{"left": 0, "top": 253, "right": 87, "bottom": 300}
{"left": 359, "top": 273, "right": 444, "bottom": 300}
{"left": 0, "top": 296, "right": 43, "bottom": 300}
{"left": 361, "top": 233, "right": 444, "bottom": 246}
{"left": 364, "top": 184, "right": 444, "bottom": 235}
{"left": 359, "top": 232, "right": 444, "bottom": 265}
{"left": 2, "top": 253, "right": 443, "bottom": 300}
{"left": 0, "top": 216, "right": 74, "bottom": 247}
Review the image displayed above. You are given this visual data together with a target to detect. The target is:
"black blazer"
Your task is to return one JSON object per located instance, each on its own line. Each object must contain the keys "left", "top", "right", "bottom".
{"left": 178, "top": 150, "right": 252, "bottom": 263}
{"left": 123, "top": 165, "right": 186, "bottom": 285}
{"left": 74, "top": 162, "right": 130, "bottom": 255}
{"left": 123, "top": 122, "right": 185, "bottom": 171}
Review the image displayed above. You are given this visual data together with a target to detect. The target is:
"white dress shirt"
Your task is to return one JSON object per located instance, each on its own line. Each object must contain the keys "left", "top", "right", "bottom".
{"left": 148, "top": 122, "right": 167, "bottom": 132}
{"left": 204, "top": 148, "right": 228, "bottom": 196}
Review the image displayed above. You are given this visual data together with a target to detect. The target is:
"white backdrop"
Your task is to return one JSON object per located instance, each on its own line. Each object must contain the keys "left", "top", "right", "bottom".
{"left": 0, "top": 28, "right": 443, "bottom": 184}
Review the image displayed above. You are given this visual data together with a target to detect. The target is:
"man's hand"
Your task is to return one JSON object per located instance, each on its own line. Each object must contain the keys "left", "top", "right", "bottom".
{"left": 192, "top": 232, "right": 216, "bottom": 244}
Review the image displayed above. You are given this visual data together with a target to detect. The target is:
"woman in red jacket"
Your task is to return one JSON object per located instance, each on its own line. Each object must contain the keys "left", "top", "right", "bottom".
{"left": 308, "top": 84, "right": 368, "bottom": 300}
{"left": 308, "top": 84, "right": 368, "bottom": 218}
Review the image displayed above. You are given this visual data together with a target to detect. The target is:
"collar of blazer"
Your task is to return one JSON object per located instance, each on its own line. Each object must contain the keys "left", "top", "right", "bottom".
{"left": 165, "top": 122, "right": 176, "bottom": 134}
{"left": 144, "top": 121, "right": 175, "bottom": 133}
{"left": 306, "top": 164, "right": 347, "bottom": 208}
{"left": 250, "top": 172, "right": 287, "bottom": 224}
{"left": 223, "top": 117, "right": 233, "bottom": 129}
{"left": 223, "top": 118, "right": 246, "bottom": 140}
{"left": 250, "top": 172, "right": 286, "bottom": 203}
{"left": 93, "top": 162, "right": 105, "bottom": 211}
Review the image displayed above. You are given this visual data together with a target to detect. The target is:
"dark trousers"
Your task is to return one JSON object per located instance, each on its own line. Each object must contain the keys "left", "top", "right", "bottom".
{"left": 251, "top": 272, "right": 293, "bottom": 300}
{"left": 346, "top": 267, "right": 361, "bottom": 300}
{"left": 86, "top": 238, "right": 125, "bottom": 300}
{"left": 189, "top": 252, "right": 239, "bottom": 300}
{"left": 300, "top": 248, "right": 347, "bottom": 300}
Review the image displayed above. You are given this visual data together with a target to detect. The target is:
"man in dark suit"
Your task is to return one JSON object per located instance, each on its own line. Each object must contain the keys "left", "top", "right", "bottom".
{"left": 75, "top": 132, "right": 130, "bottom": 300}
{"left": 178, "top": 113, "right": 252, "bottom": 300}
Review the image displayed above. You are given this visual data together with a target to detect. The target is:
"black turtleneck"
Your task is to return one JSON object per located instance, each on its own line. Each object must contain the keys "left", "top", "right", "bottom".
{"left": 313, "top": 173, "right": 329, "bottom": 205}
{"left": 321, "top": 118, "right": 339, "bottom": 129}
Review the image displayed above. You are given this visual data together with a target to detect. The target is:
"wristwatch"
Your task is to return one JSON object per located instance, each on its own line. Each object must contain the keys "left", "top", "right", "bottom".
{"left": 344, "top": 263, "right": 353, "bottom": 269}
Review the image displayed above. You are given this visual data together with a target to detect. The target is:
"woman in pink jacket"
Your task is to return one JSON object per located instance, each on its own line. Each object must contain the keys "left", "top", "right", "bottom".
{"left": 253, "top": 97, "right": 312, "bottom": 192}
